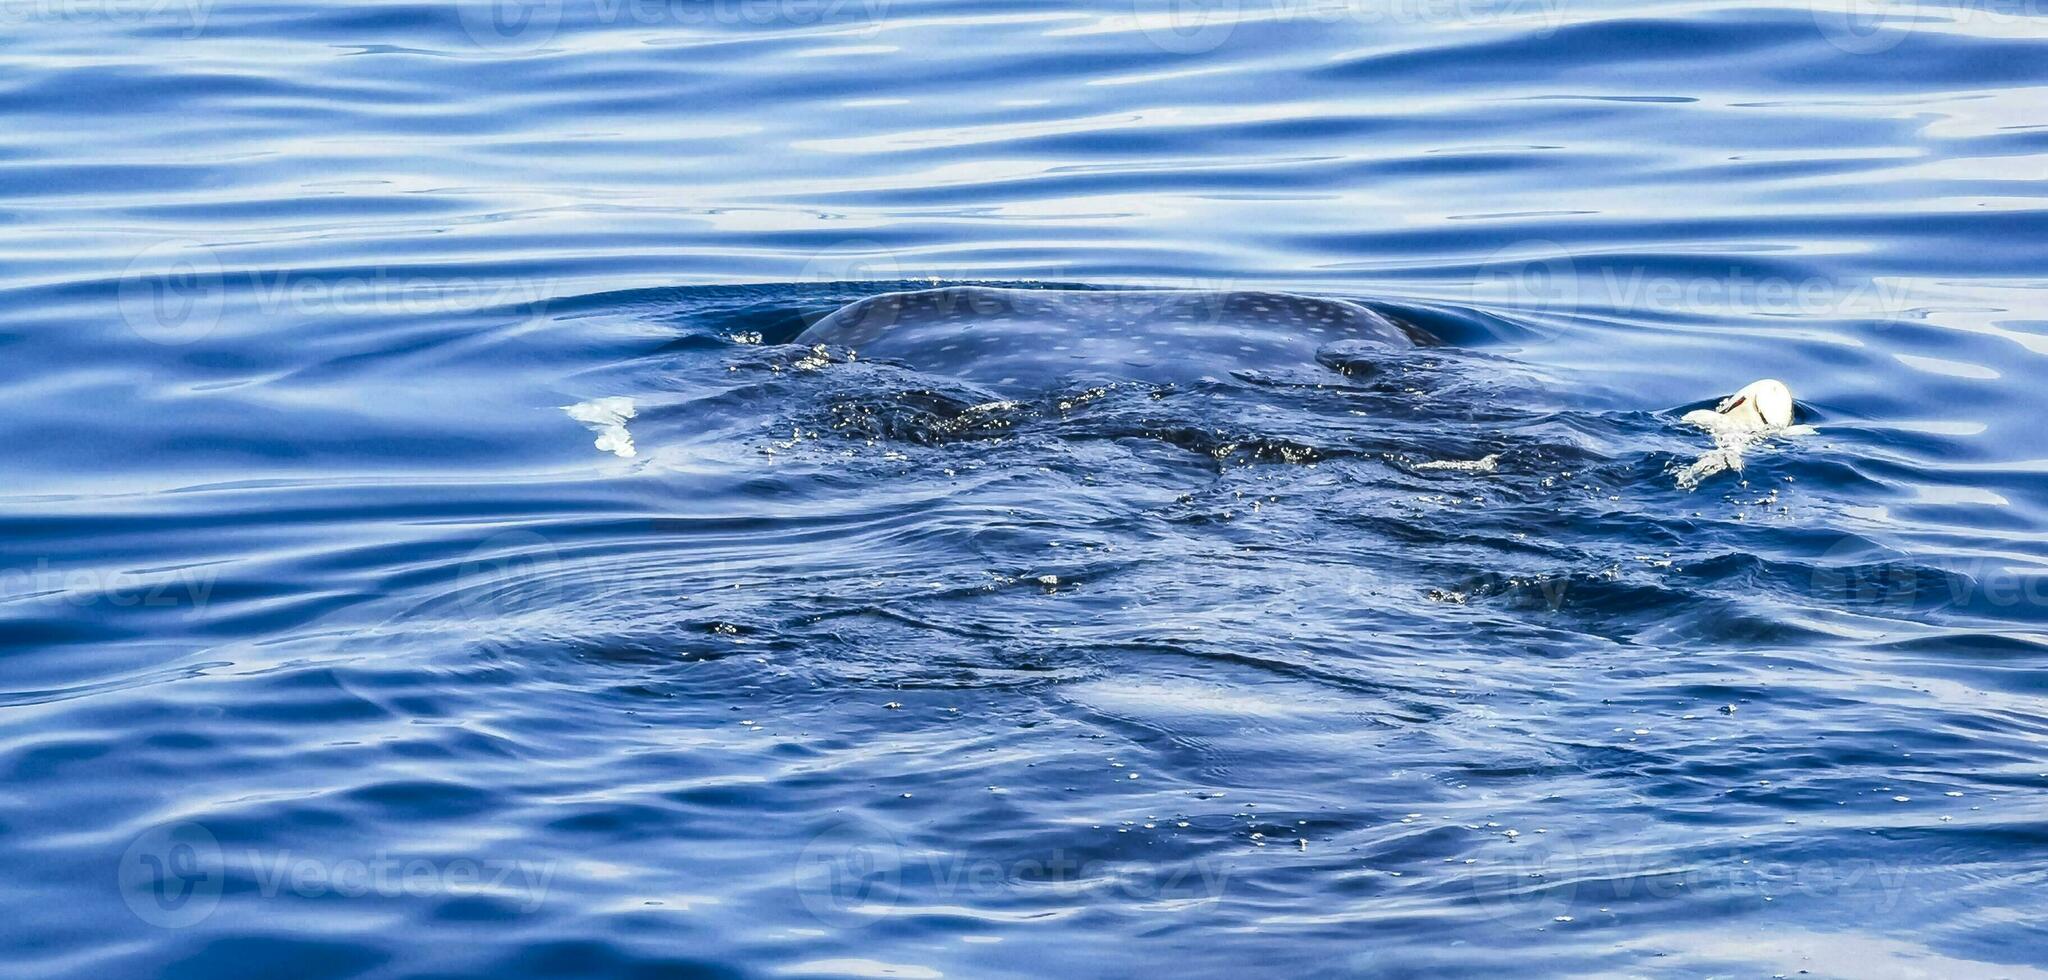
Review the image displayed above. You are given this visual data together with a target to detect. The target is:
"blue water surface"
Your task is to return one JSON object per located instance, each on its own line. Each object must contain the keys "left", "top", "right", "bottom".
{"left": 3, "top": 0, "right": 2047, "bottom": 976}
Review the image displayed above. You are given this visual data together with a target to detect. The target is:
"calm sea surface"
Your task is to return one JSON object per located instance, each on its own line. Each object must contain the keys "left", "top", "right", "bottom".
{"left": 4, "top": 1, "right": 2047, "bottom": 976}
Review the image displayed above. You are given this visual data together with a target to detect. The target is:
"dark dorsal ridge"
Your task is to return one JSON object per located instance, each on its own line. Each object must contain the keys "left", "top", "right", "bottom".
{"left": 794, "top": 287, "right": 1431, "bottom": 392}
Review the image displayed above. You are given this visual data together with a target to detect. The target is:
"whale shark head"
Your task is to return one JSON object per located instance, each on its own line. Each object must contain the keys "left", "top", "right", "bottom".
{"left": 794, "top": 286, "right": 1432, "bottom": 392}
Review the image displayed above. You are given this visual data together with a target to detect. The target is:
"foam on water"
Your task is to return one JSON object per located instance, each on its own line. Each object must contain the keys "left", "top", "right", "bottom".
{"left": 564, "top": 396, "right": 640, "bottom": 458}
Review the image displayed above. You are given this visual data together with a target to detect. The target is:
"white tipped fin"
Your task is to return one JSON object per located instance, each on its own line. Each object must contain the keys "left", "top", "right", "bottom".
{"left": 1693, "top": 379, "right": 1795, "bottom": 432}
{"left": 1676, "top": 380, "right": 1801, "bottom": 489}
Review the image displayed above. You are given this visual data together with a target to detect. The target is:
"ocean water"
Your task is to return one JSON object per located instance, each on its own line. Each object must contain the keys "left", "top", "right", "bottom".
{"left": 4, "top": 0, "right": 2048, "bottom": 976}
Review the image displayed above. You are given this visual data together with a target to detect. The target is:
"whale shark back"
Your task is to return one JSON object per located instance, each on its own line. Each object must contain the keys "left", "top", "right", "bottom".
{"left": 795, "top": 287, "right": 1429, "bottom": 391}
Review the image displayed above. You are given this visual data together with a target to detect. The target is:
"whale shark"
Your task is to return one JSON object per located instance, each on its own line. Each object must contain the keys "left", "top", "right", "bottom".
{"left": 794, "top": 286, "right": 1434, "bottom": 391}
